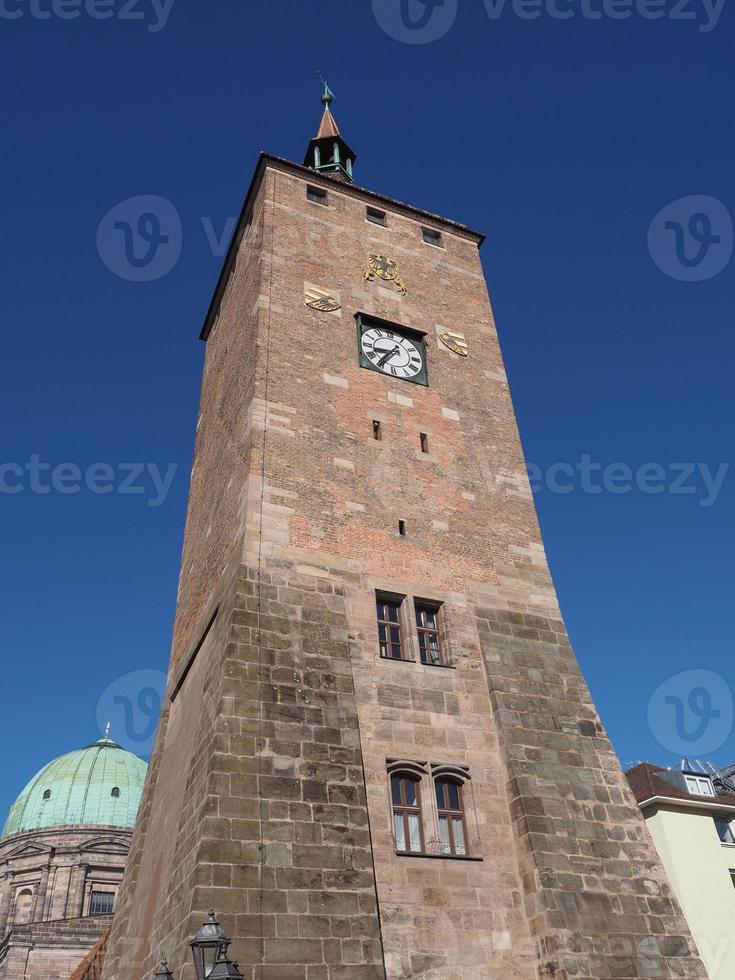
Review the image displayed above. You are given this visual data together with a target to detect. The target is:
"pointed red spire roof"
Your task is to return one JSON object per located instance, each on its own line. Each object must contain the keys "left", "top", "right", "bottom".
{"left": 316, "top": 109, "right": 341, "bottom": 140}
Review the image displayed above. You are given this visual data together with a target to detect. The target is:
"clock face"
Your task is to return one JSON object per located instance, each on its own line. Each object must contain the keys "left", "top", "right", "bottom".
{"left": 360, "top": 327, "right": 424, "bottom": 380}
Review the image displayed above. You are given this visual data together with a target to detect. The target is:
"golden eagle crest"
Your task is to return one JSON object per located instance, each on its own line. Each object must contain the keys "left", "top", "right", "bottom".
{"left": 362, "top": 253, "right": 408, "bottom": 296}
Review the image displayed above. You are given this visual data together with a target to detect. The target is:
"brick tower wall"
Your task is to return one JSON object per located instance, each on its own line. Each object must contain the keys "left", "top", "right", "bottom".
{"left": 103, "top": 159, "right": 707, "bottom": 980}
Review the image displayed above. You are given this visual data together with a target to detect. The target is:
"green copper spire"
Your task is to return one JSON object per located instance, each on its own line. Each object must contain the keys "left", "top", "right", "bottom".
{"left": 317, "top": 69, "right": 335, "bottom": 111}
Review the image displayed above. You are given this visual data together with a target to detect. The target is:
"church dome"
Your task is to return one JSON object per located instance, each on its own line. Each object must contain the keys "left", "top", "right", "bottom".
{"left": 2, "top": 737, "right": 147, "bottom": 839}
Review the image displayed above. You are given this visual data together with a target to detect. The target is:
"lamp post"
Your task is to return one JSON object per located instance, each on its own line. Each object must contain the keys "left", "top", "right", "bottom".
{"left": 188, "top": 909, "right": 242, "bottom": 980}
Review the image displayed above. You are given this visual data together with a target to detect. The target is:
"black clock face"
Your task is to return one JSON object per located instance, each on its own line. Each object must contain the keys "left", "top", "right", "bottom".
{"left": 357, "top": 317, "right": 428, "bottom": 386}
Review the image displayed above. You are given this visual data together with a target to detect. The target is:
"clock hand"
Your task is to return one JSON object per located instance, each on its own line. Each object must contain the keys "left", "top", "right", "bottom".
{"left": 376, "top": 345, "right": 400, "bottom": 368}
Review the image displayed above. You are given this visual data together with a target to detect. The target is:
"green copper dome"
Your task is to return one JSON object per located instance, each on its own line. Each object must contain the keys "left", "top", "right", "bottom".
{"left": 2, "top": 737, "right": 147, "bottom": 839}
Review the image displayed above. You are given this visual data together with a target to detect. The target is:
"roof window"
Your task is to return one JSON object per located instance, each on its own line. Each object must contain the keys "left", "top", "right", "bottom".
{"left": 686, "top": 775, "right": 715, "bottom": 797}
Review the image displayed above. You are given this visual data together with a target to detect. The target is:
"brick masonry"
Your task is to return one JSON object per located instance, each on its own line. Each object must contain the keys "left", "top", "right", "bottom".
{"left": 102, "top": 154, "right": 708, "bottom": 979}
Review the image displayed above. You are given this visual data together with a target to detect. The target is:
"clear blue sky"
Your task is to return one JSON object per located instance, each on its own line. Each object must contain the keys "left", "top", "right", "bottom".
{"left": 1, "top": 1, "right": 733, "bottom": 820}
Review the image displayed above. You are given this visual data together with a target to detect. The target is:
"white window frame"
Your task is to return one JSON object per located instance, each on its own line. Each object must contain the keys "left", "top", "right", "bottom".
{"left": 686, "top": 775, "right": 714, "bottom": 796}
{"left": 714, "top": 815, "right": 735, "bottom": 845}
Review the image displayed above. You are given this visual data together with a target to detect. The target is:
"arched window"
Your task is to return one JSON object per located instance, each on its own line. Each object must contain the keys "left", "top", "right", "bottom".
{"left": 391, "top": 773, "right": 424, "bottom": 854}
{"left": 111, "top": 787, "right": 120, "bottom": 798}
{"left": 435, "top": 778, "right": 467, "bottom": 856}
{"left": 42, "top": 789, "right": 51, "bottom": 800}
{"left": 14, "top": 889, "right": 33, "bottom": 924}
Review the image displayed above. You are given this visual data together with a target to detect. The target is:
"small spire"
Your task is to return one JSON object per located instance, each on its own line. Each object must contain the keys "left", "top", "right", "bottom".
{"left": 105, "top": 721, "right": 111, "bottom": 739}
{"left": 314, "top": 71, "right": 340, "bottom": 139}
{"left": 304, "top": 73, "right": 357, "bottom": 184}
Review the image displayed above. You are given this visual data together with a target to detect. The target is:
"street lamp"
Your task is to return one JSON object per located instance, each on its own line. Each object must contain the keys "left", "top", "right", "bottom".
{"left": 153, "top": 956, "right": 174, "bottom": 979}
{"left": 207, "top": 952, "right": 243, "bottom": 980}
{"left": 188, "top": 909, "right": 233, "bottom": 980}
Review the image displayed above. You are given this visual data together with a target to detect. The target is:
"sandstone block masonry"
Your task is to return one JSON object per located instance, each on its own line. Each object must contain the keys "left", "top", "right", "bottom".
{"left": 0, "top": 915, "right": 112, "bottom": 980}
{"left": 102, "top": 154, "right": 708, "bottom": 979}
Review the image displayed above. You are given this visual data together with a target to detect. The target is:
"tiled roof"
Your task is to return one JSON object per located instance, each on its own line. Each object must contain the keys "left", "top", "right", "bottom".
{"left": 316, "top": 109, "right": 340, "bottom": 140}
{"left": 626, "top": 762, "right": 735, "bottom": 806}
{"left": 70, "top": 928, "right": 110, "bottom": 980}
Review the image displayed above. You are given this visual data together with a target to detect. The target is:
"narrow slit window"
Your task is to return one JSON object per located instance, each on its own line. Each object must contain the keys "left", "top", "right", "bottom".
{"left": 391, "top": 773, "right": 424, "bottom": 853}
{"left": 420, "top": 432, "right": 429, "bottom": 454}
{"left": 307, "top": 185, "right": 327, "bottom": 206}
{"left": 377, "top": 596, "right": 404, "bottom": 660}
{"left": 367, "top": 206, "right": 387, "bottom": 226}
{"left": 730, "top": 870, "right": 735, "bottom": 889}
{"left": 398, "top": 520, "right": 406, "bottom": 537}
{"left": 415, "top": 603, "right": 443, "bottom": 665}
{"left": 435, "top": 778, "right": 468, "bottom": 856}
{"left": 373, "top": 420, "right": 382, "bottom": 440}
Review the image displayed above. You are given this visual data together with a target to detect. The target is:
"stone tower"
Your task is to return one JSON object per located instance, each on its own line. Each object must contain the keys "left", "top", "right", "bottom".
{"left": 102, "top": 88, "right": 708, "bottom": 980}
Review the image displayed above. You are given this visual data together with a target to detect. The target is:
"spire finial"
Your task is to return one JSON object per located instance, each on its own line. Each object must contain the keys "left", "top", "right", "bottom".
{"left": 316, "top": 69, "right": 334, "bottom": 111}
{"left": 105, "top": 721, "right": 111, "bottom": 739}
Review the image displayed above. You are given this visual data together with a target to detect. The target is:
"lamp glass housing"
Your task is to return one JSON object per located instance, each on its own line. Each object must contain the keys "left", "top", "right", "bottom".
{"left": 189, "top": 910, "right": 230, "bottom": 980}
